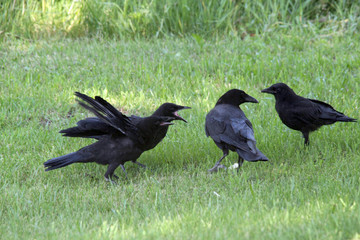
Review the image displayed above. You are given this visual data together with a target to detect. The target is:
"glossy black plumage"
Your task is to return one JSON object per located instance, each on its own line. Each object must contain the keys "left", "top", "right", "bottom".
{"left": 44, "top": 93, "right": 175, "bottom": 181}
{"left": 262, "top": 83, "right": 357, "bottom": 145}
{"left": 129, "top": 103, "right": 190, "bottom": 150}
{"left": 205, "top": 89, "right": 268, "bottom": 172}
{"left": 60, "top": 101, "right": 190, "bottom": 150}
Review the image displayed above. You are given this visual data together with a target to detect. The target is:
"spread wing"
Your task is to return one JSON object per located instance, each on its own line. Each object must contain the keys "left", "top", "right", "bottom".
{"left": 74, "top": 92, "right": 141, "bottom": 142}
{"left": 60, "top": 114, "right": 146, "bottom": 140}
{"left": 129, "top": 115, "right": 143, "bottom": 125}
{"left": 59, "top": 117, "right": 113, "bottom": 139}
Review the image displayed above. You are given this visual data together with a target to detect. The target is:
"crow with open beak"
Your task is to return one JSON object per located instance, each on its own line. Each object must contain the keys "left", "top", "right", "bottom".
{"left": 131, "top": 103, "right": 191, "bottom": 150}
{"left": 60, "top": 101, "right": 191, "bottom": 151}
{"left": 45, "top": 92, "right": 177, "bottom": 181}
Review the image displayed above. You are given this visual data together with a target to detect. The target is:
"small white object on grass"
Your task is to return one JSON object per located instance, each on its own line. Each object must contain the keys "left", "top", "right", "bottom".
{"left": 229, "top": 163, "right": 239, "bottom": 170}
{"left": 213, "top": 191, "right": 220, "bottom": 197}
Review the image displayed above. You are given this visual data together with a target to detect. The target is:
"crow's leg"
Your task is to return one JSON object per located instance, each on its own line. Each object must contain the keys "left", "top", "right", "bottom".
{"left": 208, "top": 150, "right": 228, "bottom": 173}
{"left": 237, "top": 157, "right": 244, "bottom": 173}
{"left": 132, "top": 160, "right": 147, "bottom": 169}
{"left": 302, "top": 131, "right": 310, "bottom": 146}
{"left": 120, "top": 164, "right": 128, "bottom": 179}
{"left": 104, "top": 162, "right": 122, "bottom": 182}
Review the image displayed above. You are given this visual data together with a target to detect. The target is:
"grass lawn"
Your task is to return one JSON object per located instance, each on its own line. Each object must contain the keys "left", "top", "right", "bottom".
{"left": 1, "top": 33, "right": 359, "bottom": 239}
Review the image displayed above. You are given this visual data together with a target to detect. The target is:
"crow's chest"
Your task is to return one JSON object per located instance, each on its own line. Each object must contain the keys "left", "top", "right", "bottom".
{"left": 275, "top": 103, "right": 303, "bottom": 130}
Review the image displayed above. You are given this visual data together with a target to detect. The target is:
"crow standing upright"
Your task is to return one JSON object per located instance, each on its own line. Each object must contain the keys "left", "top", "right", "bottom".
{"left": 261, "top": 83, "right": 357, "bottom": 145}
{"left": 44, "top": 92, "right": 176, "bottom": 181}
{"left": 60, "top": 102, "right": 190, "bottom": 151}
{"left": 205, "top": 89, "right": 269, "bottom": 172}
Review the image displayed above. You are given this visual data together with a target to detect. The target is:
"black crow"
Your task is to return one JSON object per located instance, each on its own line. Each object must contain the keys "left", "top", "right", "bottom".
{"left": 261, "top": 83, "right": 357, "bottom": 145}
{"left": 129, "top": 103, "right": 190, "bottom": 150}
{"left": 44, "top": 93, "right": 175, "bottom": 181}
{"left": 205, "top": 89, "right": 269, "bottom": 172}
{"left": 60, "top": 100, "right": 190, "bottom": 151}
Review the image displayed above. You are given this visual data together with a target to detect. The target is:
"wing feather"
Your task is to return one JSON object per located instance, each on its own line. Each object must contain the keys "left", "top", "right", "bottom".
{"left": 75, "top": 92, "right": 140, "bottom": 142}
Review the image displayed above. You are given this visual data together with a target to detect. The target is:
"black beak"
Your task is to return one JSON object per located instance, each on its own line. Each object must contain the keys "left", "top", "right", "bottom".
{"left": 160, "top": 122, "right": 174, "bottom": 126}
{"left": 261, "top": 87, "right": 276, "bottom": 94}
{"left": 160, "top": 116, "right": 176, "bottom": 126}
{"left": 244, "top": 95, "right": 259, "bottom": 103}
{"left": 174, "top": 106, "right": 191, "bottom": 123}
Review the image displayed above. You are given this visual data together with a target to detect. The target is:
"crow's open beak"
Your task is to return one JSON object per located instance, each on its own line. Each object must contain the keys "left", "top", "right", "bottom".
{"left": 245, "top": 95, "right": 259, "bottom": 104}
{"left": 160, "top": 122, "right": 174, "bottom": 126}
{"left": 174, "top": 106, "right": 191, "bottom": 123}
{"left": 261, "top": 87, "right": 276, "bottom": 94}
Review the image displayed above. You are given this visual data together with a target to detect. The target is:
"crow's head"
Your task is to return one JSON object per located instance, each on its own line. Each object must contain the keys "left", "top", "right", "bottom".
{"left": 155, "top": 116, "right": 176, "bottom": 127}
{"left": 137, "top": 116, "right": 176, "bottom": 142}
{"left": 216, "top": 89, "right": 258, "bottom": 106}
{"left": 153, "top": 103, "right": 191, "bottom": 123}
{"left": 261, "top": 83, "right": 295, "bottom": 96}
{"left": 139, "top": 116, "right": 175, "bottom": 131}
